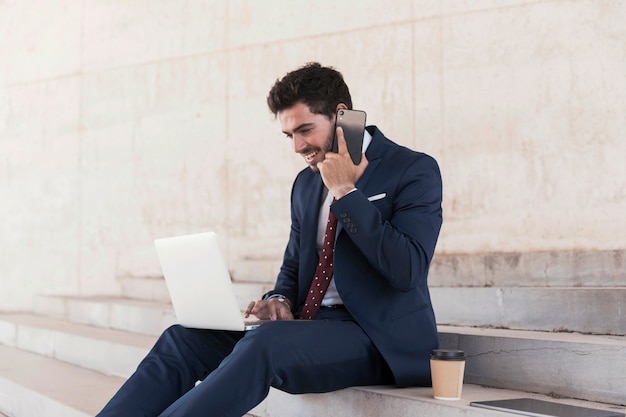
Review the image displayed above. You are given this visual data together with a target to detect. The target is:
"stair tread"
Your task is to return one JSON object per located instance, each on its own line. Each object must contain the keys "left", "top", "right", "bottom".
{"left": 1, "top": 313, "right": 624, "bottom": 409}
{"left": 39, "top": 294, "right": 173, "bottom": 309}
{"left": 2, "top": 344, "right": 622, "bottom": 417}
{"left": 1, "top": 315, "right": 624, "bottom": 416}
{"left": 0, "top": 344, "right": 124, "bottom": 416}
{"left": 438, "top": 324, "right": 626, "bottom": 345}
{"left": 5, "top": 311, "right": 622, "bottom": 346}
{"left": 258, "top": 384, "right": 626, "bottom": 416}
{"left": 0, "top": 312, "right": 156, "bottom": 348}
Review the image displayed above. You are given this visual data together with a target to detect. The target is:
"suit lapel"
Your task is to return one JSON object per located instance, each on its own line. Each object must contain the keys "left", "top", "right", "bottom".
{"left": 356, "top": 126, "right": 385, "bottom": 191}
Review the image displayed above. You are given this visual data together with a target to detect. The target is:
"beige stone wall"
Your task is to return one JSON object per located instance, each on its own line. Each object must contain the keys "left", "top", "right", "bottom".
{"left": 1, "top": 0, "right": 625, "bottom": 309}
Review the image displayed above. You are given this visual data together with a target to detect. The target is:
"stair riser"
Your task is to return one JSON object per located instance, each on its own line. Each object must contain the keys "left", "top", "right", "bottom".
{"left": 262, "top": 388, "right": 496, "bottom": 417}
{"left": 0, "top": 320, "right": 149, "bottom": 378}
{"left": 229, "top": 259, "right": 282, "bottom": 284}
{"left": 432, "top": 287, "right": 625, "bottom": 335}
{"left": 439, "top": 331, "right": 626, "bottom": 405}
{"left": 119, "top": 277, "right": 271, "bottom": 311}
{"left": 120, "top": 277, "right": 172, "bottom": 303}
{"left": 430, "top": 250, "right": 626, "bottom": 288}
{"left": 33, "top": 296, "right": 176, "bottom": 336}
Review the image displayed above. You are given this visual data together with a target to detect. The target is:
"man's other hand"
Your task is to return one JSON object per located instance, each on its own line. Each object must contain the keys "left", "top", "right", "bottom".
{"left": 244, "top": 299, "right": 294, "bottom": 321}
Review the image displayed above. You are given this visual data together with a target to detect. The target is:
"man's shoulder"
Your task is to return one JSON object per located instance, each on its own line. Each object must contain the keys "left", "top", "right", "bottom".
{"left": 291, "top": 166, "right": 321, "bottom": 193}
{"left": 369, "top": 126, "right": 439, "bottom": 167}
{"left": 294, "top": 166, "right": 317, "bottom": 182}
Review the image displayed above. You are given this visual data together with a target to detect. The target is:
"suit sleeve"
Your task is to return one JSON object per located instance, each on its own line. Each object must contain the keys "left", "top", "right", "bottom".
{"left": 331, "top": 153, "right": 442, "bottom": 291}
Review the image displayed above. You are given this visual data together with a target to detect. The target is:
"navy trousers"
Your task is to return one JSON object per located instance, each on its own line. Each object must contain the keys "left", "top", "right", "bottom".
{"left": 96, "top": 308, "right": 394, "bottom": 417}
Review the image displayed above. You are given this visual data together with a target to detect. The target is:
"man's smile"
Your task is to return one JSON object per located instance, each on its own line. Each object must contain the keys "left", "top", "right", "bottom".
{"left": 302, "top": 150, "right": 319, "bottom": 163}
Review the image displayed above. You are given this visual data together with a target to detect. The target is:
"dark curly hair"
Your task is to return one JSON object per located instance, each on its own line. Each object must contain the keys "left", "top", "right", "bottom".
{"left": 267, "top": 62, "right": 353, "bottom": 119}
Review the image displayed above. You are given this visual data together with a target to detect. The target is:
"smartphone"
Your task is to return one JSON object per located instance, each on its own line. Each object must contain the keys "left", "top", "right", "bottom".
{"left": 332, "top": 109, "right": 367, "bottom": 165}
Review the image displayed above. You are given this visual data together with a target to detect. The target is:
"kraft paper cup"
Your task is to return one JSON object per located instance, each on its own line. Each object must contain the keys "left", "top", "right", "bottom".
{"left": 430, "top": 349, "right": 466, "bottom": 400}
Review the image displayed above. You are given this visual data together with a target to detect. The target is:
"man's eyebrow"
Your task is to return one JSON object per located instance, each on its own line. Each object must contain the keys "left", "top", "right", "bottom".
{"left": 283, "top": 122, "right": 315, "bottom": 135}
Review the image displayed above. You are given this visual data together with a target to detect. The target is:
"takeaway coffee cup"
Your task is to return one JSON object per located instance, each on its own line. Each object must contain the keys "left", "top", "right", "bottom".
{"left": 430, "top": 349, "right": 466, "bottom": 400}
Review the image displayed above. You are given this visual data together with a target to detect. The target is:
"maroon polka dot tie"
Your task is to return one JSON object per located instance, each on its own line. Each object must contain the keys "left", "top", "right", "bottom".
{"left": 300, "top": 203, "right": 338, "bottom": 320}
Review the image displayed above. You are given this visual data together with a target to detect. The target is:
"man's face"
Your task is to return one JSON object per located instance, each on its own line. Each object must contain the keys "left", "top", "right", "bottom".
{"left": 278, "top": 102, "right": 335, "bottom": 172}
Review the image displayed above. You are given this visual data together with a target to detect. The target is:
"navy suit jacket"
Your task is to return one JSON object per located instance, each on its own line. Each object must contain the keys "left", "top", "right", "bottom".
{"left": 268, "top": 126, "right": 442, "bottom": 387}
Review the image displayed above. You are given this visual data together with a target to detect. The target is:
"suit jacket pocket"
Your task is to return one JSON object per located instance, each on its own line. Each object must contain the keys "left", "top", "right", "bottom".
{"left": 370, "top": 197, "right": 391, "bottom": 219}
{"left": 367, "top": 192, "right": 387, "bottom": 202}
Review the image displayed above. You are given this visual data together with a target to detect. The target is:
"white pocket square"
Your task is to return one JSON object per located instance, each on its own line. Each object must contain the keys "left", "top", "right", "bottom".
{"left": 367, "top": 193, "right": 386, "bottom": 202}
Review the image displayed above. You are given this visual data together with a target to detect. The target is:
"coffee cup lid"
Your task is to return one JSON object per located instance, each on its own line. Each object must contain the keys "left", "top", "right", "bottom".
{"left": 430, "top": 349, "right": 466, "bottom": 360}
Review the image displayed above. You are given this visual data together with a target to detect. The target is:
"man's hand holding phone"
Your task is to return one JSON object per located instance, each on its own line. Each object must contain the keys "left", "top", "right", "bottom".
{"left": 317, "top": 126, "right": 368, "bottom": 200}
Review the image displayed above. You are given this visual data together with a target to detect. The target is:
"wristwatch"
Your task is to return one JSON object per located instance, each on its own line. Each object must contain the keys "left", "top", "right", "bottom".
{"left": 266, "top": 294, "right": 291, "bottom": 309}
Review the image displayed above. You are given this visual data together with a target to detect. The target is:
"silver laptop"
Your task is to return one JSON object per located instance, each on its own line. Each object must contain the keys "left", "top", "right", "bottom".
{"left": 154, "top": 231, "right": 266, "bottom": 331}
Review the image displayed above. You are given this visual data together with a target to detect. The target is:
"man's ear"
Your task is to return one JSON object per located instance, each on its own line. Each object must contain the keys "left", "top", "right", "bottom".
{"left": 330, "top": 103, "right": 349, "bottom": 124}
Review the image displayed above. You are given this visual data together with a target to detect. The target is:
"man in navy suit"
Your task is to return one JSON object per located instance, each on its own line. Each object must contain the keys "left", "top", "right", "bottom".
{"left": 97, "top": 62, "right": 442, "bottom": 417}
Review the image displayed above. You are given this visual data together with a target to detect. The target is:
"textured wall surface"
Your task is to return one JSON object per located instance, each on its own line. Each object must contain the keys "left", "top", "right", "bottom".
{"left": 1, "top": 0, "right": 625, "bottom": 309}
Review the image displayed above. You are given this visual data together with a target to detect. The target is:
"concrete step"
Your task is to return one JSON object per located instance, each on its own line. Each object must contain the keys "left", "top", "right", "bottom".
{"left": 229, "top": 258, "right": 282, "bottom": 284}
{"left": 0, "top": 311, "right": 623, "bottom": 416}
{"left": 33, "top": 294, "right": 176, "bottom": 336}
{"left": 33, "top": 284, "right": 273, "bottom": 337}
{"left": 2, "top": 344, "right": 623, "bottom": 417}
{"left": 118, "top": 275, "right": 273, "bottom": 310}
{"left": 230, "top": 280, "right": 276, "bottom": 309}
{"left": 0, "top": 345, "right": 125, "bottom": 417}
{"left": 119, "top": 275, "right": 172, "bottom": 303}
{"left": 431, "top": 286, "right": 626, "bottom": 335}
{"left": 438, "top": 325, "right": 626, "bottom": 405}
{"left": 2, "top": 309, "right": 623, "bottom": 406}
{"left": 429, "top": 250, "right": 626, "bottom": 287}
{"left": 35, "top": 285, "right": 625, "bottom": 339}
{"left": 250, "top": 384, "right": 626, "bottom": 417}
{"left": 0, "top": 313, "right": 155, "bottom": 378}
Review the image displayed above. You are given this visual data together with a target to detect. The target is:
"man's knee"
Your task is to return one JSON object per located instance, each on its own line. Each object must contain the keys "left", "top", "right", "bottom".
{"left": 161, "top": 324, "right": 188, "bottom": 340}
{"left": 155, "top": 324, "right": 189, "bottom": 350}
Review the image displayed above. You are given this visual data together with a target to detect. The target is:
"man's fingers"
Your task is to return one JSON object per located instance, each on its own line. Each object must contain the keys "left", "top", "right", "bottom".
{"left": 335, "top": 126, "right": 349, "bottom": 155}
{"left": 276, "top": 303, "right": 287, "bottom": 320}
{"left": 245, "top": 299, "right": 293, "bottom": 321}
{"left": 266, "top": 303, "right": 275, "bottom": 320}
{"left": 244, "top": 301, "right": 256, "bottom": 318}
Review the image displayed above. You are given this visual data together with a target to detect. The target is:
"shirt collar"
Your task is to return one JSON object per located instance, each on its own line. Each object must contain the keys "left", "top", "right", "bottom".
{"left": 362, "top": 127, "right": 373, "bottom": 153}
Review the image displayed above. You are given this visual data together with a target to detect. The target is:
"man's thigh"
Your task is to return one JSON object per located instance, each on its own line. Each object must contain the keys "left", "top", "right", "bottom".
{"left": 233, "top": 314, "right": 394, "bottom": 393}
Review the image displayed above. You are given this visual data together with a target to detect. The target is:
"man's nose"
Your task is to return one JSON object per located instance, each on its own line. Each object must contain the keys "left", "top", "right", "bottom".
{"left": 293, "top": 135, "right": 307, "bottom": 153}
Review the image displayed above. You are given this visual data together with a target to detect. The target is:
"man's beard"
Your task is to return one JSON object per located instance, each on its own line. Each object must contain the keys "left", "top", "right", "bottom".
{"left": 309, "top": 126, "right": 334, "bottom": 173}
